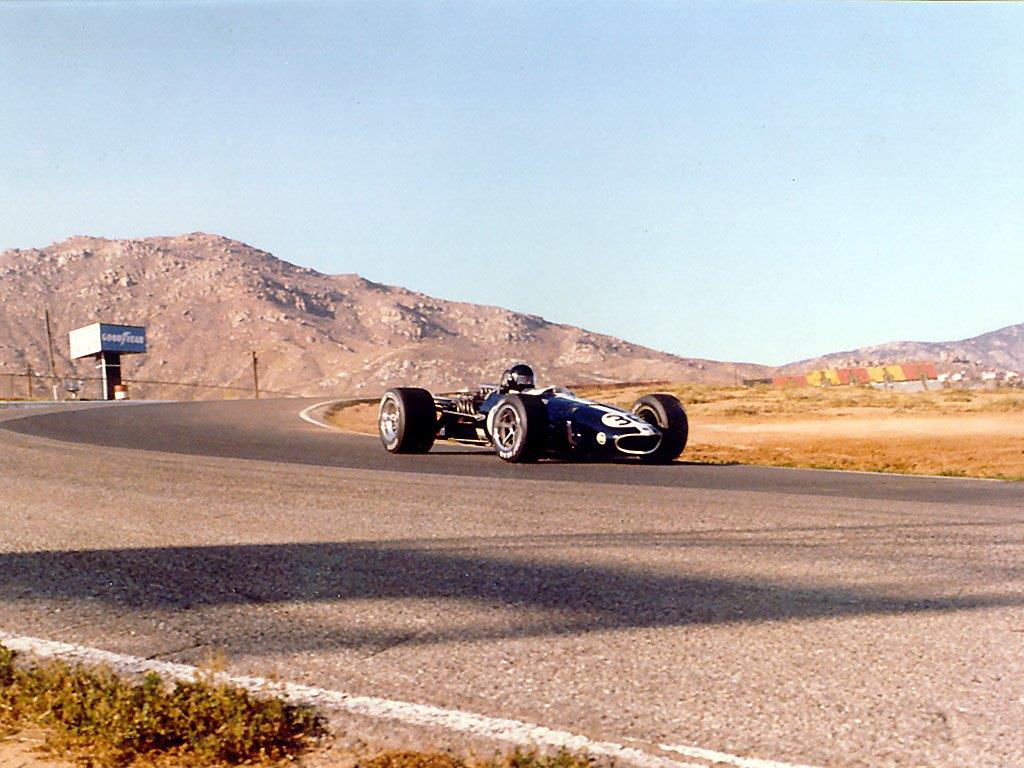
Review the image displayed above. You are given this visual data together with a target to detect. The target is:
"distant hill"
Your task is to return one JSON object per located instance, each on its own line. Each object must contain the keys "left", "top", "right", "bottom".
{"left": 779, "top": 323, "right": 1024, "bottom": 374}
{"left": 0, "top": 233, "right": 770, "bottom": 398}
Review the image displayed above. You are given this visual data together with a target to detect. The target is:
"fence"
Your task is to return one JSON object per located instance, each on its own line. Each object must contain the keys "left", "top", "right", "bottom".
{"left": 0, "top": 363, "right": 298, "bottom": 402}
{"left": 0, "top": 369, "right": 49, "bottom": 400}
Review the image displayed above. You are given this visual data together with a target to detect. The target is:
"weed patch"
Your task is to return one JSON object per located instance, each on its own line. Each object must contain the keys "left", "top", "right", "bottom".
{"left": 0, "top": 643, "right": 322, "bottom": 766}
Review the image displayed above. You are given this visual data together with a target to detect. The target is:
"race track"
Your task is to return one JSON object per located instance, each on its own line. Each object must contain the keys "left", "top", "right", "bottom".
{"left": 2, "top": 397, "right": 1018, "bottom": 505}
{"left": 1, "top": 399, "right": 1023, "bottom": 768}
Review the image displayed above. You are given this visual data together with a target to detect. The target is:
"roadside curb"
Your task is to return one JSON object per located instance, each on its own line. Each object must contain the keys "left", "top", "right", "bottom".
{"left": 1, "top": 631, "right": 787, "bottom": 768}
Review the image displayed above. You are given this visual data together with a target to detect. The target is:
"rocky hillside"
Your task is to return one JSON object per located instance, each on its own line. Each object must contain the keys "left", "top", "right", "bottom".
{"left": 0, "top": 233, "right": 769, "bottom": 398}
{"left": 779, "top": 323, "right": 1024, "bottom": 374}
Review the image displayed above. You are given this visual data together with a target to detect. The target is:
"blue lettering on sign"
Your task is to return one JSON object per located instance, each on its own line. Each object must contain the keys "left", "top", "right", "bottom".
{"left": 98, "top": 325, "right": 147, "bottom": 353}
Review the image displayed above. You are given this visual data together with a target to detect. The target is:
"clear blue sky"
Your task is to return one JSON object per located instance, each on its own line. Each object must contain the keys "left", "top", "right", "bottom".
{"left": 2, "top": 1, "right": 1022, "bottom": 365}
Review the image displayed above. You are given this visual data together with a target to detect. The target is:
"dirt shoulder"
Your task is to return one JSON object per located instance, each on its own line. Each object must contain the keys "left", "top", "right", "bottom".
{"left": 0, "top": 736, "right": 71, "bottom": 768}
{"left": 325, "top": 386, "right": 1024, "bottom": 480}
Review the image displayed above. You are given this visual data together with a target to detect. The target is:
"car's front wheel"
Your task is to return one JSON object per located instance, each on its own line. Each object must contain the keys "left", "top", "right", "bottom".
{"left": 631, "top": 393, "right": 688, "bottom": 463}
{"left": 488, "top": 394, "right": 547, "bottom": 462}
{"left": 378, "top": 387, "right": 437, "bottom": 453}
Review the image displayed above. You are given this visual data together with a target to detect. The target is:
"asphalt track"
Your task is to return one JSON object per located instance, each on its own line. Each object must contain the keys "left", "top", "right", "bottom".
{"left": 1, "top": 398, "right": 1019, "bottom": 506}
{"left": 1, "top": 399, "right": 1023, "bottom": 768}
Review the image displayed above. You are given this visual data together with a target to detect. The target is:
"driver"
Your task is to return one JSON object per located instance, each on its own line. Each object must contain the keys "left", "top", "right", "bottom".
{"left": 498, "top": 363, "right": 536, "bottom": 393}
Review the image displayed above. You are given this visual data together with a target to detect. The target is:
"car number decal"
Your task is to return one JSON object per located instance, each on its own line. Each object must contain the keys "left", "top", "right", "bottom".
{"left": 601, "top": 412, "right": 639, "bottom": 429}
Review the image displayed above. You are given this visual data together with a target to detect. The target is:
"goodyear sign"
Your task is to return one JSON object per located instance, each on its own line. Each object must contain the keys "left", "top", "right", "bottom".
{"left": 69, "top": 323, "right": 147, "bottom": 359}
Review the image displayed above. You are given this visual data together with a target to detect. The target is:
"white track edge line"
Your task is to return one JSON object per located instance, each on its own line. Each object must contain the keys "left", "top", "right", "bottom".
{"left": 660, "top": 742, "right": 820, "bottom": 768}
{"left": 299, "top": 399, "right": 347, "bottom": 430}
{"left": 759, "top": 462, "right": 1006, "bottom": 483}
{"left": 0, "top": 632, "right": 720, "bottom": 768}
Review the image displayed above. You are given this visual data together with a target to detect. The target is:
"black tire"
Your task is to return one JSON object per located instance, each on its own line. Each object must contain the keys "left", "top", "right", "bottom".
{"left": 488, "top": 394, "right": 547, "bottom": 462}
{"left": 378, "top": 387, "right": 437, "bottom": 453}
{"left": 631, "top": 393, "right": 688, "bottom": 463}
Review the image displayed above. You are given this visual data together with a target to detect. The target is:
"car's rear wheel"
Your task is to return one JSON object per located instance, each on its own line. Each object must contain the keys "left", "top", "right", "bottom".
{"left": 632, "top": 393, "right": 688, "bottom": 463}
{"left": 489, "top": 394, "right": 547, "bottom": 462}
{"left": 378, "top": 387, "right": 436, "bottom": 453}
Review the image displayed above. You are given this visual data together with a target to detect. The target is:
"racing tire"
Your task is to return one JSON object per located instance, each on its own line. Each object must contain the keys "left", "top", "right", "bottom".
{"left": 378, "top": 387, "right": 437, "bottom": 454}
{"left": 631, "top": 393, "right": 688, "bottom": 463}
{"left": 488, "top": 394, "right": 547, "bottom": 462}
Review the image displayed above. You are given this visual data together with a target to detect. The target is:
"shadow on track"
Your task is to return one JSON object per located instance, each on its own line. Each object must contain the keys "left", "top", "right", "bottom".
{"left": 3, "top": 532, "right": 1022, "bottom": 654}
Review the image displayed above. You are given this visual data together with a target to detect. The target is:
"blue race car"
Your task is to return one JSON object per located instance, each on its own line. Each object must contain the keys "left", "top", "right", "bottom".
{"left": 377, "top": 364, "right": 688, "bottom": 463}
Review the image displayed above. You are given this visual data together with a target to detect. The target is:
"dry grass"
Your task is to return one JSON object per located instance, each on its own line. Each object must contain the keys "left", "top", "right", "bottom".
{"left": 328, "top": 385, "right": 1024, "bottom": 480}
{"left": 682, "top": 432, "right": 1024, "bottom": 480}
{"left": 576, "top": 383, "right": 1024, "bottom": 480}
{"left": 575, "top": 382, "right": 1024, "bottom": 418}
{"left": 0, "top": 643, "right": 323, "bottom": 767}
{"left": 323, "top": 400, "right": 381, "bottom": 435}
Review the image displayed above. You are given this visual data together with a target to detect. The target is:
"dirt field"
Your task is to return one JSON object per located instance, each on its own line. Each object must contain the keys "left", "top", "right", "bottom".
{"left": 326, "top": 385, "right": 1024, "bottom": 480}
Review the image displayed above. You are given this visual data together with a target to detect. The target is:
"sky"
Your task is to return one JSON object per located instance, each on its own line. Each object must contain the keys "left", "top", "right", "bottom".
{"left": 1, "top": 1, "right": 1022, "bottom": 366}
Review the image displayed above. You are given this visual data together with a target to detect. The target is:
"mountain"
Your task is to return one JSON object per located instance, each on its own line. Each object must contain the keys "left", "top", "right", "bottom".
{"left": 779, "top": 323, "right": 1024, "bottom": 374}
{"left": 0, "top": 233, "right": 770, "bottom": 398}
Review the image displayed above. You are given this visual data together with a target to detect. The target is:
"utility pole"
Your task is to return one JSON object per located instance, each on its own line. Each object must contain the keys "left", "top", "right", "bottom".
{"left": 44, "top": 309, "right": 59, "bottom": 400}
{"left": 251, "top": 350, "right": 260, "bottom": 400}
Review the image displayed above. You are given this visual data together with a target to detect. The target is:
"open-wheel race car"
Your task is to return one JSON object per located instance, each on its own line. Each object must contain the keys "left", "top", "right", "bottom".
{"left": 377, "top": 364, "right": 688, "bottom": 463}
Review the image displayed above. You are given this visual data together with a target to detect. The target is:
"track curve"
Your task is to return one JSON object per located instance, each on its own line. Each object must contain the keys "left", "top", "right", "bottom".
{"left": 2, "top": 398, "right": 1019, "bottom": 505}
{"left": 4, "top": 397, "right": 1024, "bottom": 768}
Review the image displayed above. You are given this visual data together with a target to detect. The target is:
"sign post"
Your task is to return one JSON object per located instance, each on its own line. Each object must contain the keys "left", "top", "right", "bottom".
{"left": 44, "top": 309, "right": 59, "bottom": 400}
{"left": 251, "top": 350, "right": 260, "bottom": 400}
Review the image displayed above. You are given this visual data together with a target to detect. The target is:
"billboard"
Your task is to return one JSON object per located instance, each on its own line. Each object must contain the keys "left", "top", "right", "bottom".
{"left": 69, "top": 323, "right": 147, "bottom": 359}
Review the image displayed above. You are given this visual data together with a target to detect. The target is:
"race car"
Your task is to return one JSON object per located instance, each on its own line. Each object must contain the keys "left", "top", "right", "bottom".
{"left": 377, "top": 364, "right": 688, "bottom": 463}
